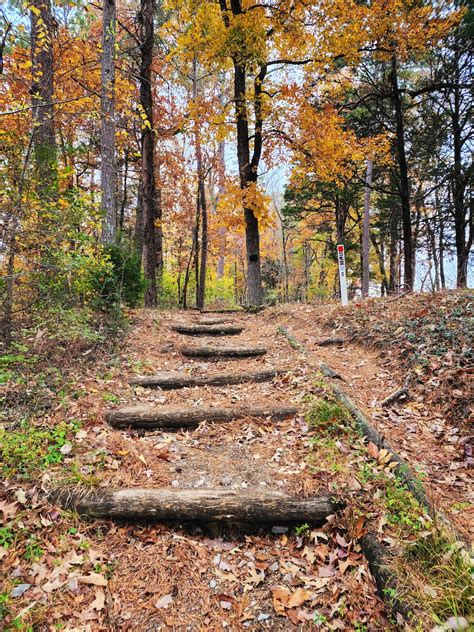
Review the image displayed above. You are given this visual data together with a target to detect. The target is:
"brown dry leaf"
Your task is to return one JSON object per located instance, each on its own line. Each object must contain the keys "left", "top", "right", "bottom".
{"left": 335, "top": 533, "right": 350, "bottom": 548}
{"left": 0, "top": 501, "right": 18, "bottom": 522}
{"left": 90, "top": 588, "right": 105, "bottom": 611}
{"left": 367, "top": 441, "right": 379, "bottom": 459}
{"left": 288, "top": 587, "right": 311, "bottom": 608}
{"left": 78, "top": 573, "right": 108, "bottom": 587}
{"left": 42, "top": 577, "right": 66, "bottom": 593}
{"left": 287, "top": 608, "right": 300, "bottom": 625}
{"left": 318, "top": 565, "right": 335, "bottom": 578}
{"left": 314, "top": 544, "right": 329, "bottom": 561}
{"left": 272, "top": 586, "right": 290, "bottom": 615}
{"left": 353, "top": 516, "right": 365, "bottom": 539}
{"left": 377, "top": 449, "right": 392, "bottom": 465}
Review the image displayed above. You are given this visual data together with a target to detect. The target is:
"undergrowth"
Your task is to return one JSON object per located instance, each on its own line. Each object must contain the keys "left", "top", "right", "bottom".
{"left": 0, "top": 420, "right": 81, "bottom": 479}
{"left": 306, "top": 395, "right": 473, "bottom": 628}
{"left": 402, "top": 531, "right": 473, "bottom": 623}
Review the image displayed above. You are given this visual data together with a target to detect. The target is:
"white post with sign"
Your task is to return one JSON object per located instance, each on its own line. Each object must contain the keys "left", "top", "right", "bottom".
{"left": 337, "top": 244, "right": 348, "bottom": 306}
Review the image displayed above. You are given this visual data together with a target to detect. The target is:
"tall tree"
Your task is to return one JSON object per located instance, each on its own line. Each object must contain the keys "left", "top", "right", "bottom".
{"left": 218, "top": 0, "right": 265, "bottom": 304}
{"left": 192, "top": 57, "right": 208, "bottom": 310}
{"left": 100, "top": 0, "right": 117, "bottom": 244}
{"left": 30, "top": 0, "right": 57, "bottom": 198}
{"left": 362, "top": 159, "right": 373, "bottom": 297}
{"left": 139, "top": 0, "right": 160, "bottom": 307}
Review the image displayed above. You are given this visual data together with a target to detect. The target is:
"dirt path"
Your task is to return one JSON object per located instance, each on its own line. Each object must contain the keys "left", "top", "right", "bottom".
{"left": 73, "top": 309, "right": 392, "bottom": 630}
{"left": 44, "top": 303, "right": 472, "bottom": 630}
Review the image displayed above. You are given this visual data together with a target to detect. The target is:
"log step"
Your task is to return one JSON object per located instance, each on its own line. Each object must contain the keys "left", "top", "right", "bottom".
{"left": 181, "top": 345, "right": 266, "bottom": 358}
{"left": 129, "top": 368, "right": 282, "bottom": 389}
{"left": 195, "top": 317, "right": 233, "bottom": 325}
{"left": 105, "top": 404, "right": 298, "bottom": 429}
{"left": 171, "top": 324, "right": 244, "bottom": 336}
{"left": 50, "top": 488, "right": 341, "bottom": 523}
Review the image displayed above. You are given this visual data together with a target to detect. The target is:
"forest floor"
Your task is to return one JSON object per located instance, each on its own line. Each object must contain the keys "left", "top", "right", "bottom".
{"left": 1, "top": 290, "right": 472, "bottom": 631}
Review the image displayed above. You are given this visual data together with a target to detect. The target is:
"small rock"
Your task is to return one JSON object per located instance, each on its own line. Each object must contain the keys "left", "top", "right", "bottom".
{"left": 209, "top": 579, "right": 217, "bottom": 589}
{"left": 257, "top": 613, "right": 270, "bottom": 622}
{"left": 11, "top": 584, "right": 31, "bottom": 597}
{"left": 171, "top": 480, "right": 179, "bottom": 487}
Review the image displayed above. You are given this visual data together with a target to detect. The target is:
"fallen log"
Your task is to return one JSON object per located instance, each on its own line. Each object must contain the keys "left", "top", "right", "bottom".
{"left": 321, "top": 361, "right": 469, "bottom": 546}
{"left": 50, "top": 487, "right": 341, "bottom": 523}
{"left": 105, "top": 404, "right": 298, "bottom": 429}
{"left": 181, "top": 345, "right": 266, "bottom": 358}
{"left": 315, "top": 337, "right": 347, "bottom": 347}
{"left": 319, "top": 363, "right": 344, "bottom": 381}
{"left": 360, "top": 533, "right": 411, "bottom": 623}
{"left": 324, "top": 379, "right": 428, "bottom": 508}
{"left": 128, "top": 369, "right": 282, "bottom": 389}
{"left": 172, "top": 324, "right": 244, "bottom": 336}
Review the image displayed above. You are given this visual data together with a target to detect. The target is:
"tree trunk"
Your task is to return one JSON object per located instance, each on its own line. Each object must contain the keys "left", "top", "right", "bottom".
{"left": 451, "top": 50, "right": 472, "bottom": 287}
{"left": 50, "top": 488, "right": 340, "bottom": 524}
{"left": 193, "top": 187, "right": 200, "bottom": 304}
{"left": 140, "top": 0, "right": 157, "bottom": 306}
{"left": 119, "top": 149, "right": 128, "bottom": 232}
{"left": 135, "top": 179, "right": 144, "bottom": 258}
{"left": 221, "top": 0, "right": 265, "bottom": 307}
{"left": 371, "top": 235, "right": 388, "bottom": 296}
{"left": 30, "top": 0, "right": 57, "bottom": 200}
{"left": 426, "top": 218, "right": 440, "bottom": 291}
{"left": 193, "top": 58, "right": 208, "bottom": 310}
{"left": 362, "top": 159, "right": 373, "bottom": 297}
{"left": 100, "top": 0, "right": 117, "bottom": 244}
{"left": 390, "top": 57, "right": 413, "bottom": 292}
{"left": 388, "top": 208, "right": 399, "bottom": 294}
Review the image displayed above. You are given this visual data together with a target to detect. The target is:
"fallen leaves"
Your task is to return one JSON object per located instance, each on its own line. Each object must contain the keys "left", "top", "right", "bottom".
{"left": 272, "top": 585, "right": 312, "bottom": 620}
{"left": 77, "top": 573, "right": 108, "bottom": 587}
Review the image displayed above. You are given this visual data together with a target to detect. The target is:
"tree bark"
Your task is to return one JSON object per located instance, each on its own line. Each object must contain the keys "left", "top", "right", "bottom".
{"left": 193, "top": 57, "right": 208, "bottom": 310}
{"left": 140, "top": 0, "right": 158, "bottom": 306}
{"left": 451, "top": 47, "right": 472, "bottom": 287}
{"left": 30, "top": 0, "right": 57, "bottom": 199}
{"left": 362, "top": 159, "right": 373, "bottom": 297}
{"left": 50, "top": 488, "right": 340, "bottom": 524}
{"left": 390, "top": 57, "right": 413, "bottom": 292}
{"left": 388, "top": 206, "right": 399, "bottom": 294}
{"left": 119, "top": 149, "right": 128, "bottom": 232}
{"left": 105, "top": 404, "right": 297, "bottom": 429}
{"left": 128, "top": 368, "right": 281, "bottom": 389}
{"left": 100, "top": 0, "right": 117, "bottom": 244}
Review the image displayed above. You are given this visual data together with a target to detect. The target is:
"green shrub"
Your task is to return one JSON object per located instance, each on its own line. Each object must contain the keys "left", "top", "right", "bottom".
{"left": 91, "top": 243, "right": 144, "bottom": 308}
